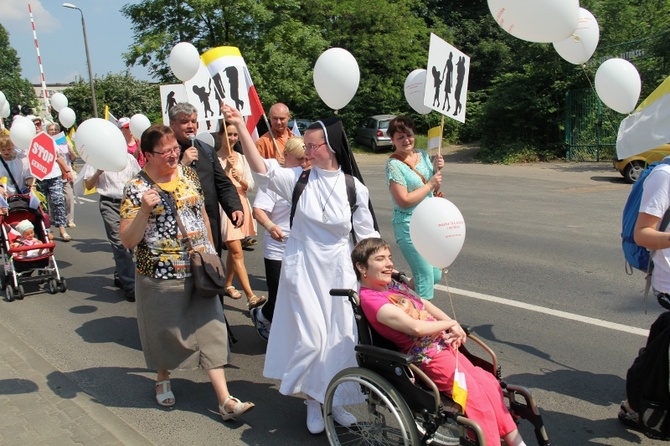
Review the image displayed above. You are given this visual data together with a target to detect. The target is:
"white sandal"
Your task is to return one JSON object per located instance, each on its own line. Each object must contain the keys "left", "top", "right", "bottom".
{"left": 219, "top": 395, "right": 255, "bottom": 421}
{"left": 155, "top": 380, "right": 175, "bottom": 407}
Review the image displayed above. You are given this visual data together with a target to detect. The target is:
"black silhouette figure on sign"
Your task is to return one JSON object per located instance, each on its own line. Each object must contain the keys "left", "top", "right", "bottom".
{"left": 453, "top": 56, "right": 466, "bottom": 116}
{"left": 212, "top": 72, "right": 226, "bottom": 101}
{"left": 165, "top": 91, "right": 177, "bottom": 116}
{"left": 192, "top": 80, "right": 214, "bottom": 130}
{"left": 224, "top": 67, "right": 245, "bottom": 111}
{"left": 442, "top": 52, "right": 453, "bottom": 112}
{"left": 431, "top": 65, "right": 443, "bottom": 107}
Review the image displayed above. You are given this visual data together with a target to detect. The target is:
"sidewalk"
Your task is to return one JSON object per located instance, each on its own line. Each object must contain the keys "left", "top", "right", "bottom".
{"left": 0, "top": 321, "right": 153, "bottom": 446}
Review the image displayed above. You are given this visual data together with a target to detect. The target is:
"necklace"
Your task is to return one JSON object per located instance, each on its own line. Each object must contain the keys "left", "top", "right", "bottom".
{"left": 316, "top": 170, "right": 341, "bottom": 223}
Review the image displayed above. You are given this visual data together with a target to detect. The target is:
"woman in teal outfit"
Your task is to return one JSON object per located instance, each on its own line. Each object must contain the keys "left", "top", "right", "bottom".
{"left": 386, "top": 116, "right": 444, "bottom": 299}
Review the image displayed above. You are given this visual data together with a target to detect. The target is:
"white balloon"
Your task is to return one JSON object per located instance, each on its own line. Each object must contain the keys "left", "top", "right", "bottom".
{"left": 50, "top": 92, "right": 68, "bottom": 112}
{"left": 0, "top": 101, "right": 9, "bottom": 119}
{"left": 595, "top": 58, "right": 641, "bottom": 114}
{"left": 487, "top": 0, "right": 580, "bottom": 43}
{"left": 0, "top": 91, "right": 6, "bottom": 110}
{"left": 409, "top": 197, "right": 466, "bottom": 269}
{"left": 404, "top": 69, "right": 433, "bottom": 115}
{"left": 76, "top": 118, "right": 127, "bottom": 172}
{"left": 169, "top": 42, "right": 201, "bottom": 82}
{"left": 313, "top": 48, "right": 360, "bottom": 110}
{"left": 9, "top": 116, "right": 37, "bottom": 151}
{"left": 196, "top": 132, "right": 215, "bottom": 147}
{"left": 553, "top": 8, "right": 600, "bottom": 65}
{"left": 59, "top": 107, "right": 76, "bottom": 129}
{"left": 129, "top": 113, "right": 151, "bottom": 140}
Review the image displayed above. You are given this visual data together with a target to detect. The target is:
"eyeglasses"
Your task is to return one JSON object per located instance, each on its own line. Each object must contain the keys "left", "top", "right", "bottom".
{"left": 305, "top": 142, "right": 327, "bottom": 154}
{"left": 151, "top": 147, "right": 180, "bottom": 156}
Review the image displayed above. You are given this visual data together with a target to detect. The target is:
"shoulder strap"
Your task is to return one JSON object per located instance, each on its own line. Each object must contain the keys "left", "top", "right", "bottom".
{"left": 345, "top": 173, "right": 358, "bottom": 244}
{"left": 288, "top": 169, "right": 358, "bottom": 240}
{"left": 389, "top": 153, "right": 427, "bottom": 184}
{"left": 0, "top": 157, "right": 23, "bottom": 192}
{"left": 290, "top": 169, "right": 311, "bottom": 228}
{"left": 138, "top": 170, "right": 194, "bottom": 252}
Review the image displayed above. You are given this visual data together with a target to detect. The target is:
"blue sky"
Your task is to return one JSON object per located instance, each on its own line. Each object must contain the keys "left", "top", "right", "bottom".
{"left": 0, "top": 0, "right": 152, "bottom": 84}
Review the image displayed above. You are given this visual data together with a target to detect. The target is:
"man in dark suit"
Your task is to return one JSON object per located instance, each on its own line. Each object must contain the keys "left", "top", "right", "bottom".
{"left": 169, "top": 102, "right": 243, "bottom": 254}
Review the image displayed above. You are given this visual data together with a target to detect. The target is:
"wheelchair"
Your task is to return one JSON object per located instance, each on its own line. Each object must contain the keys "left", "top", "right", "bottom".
{"left": 324, "top": 279, "right": 551, "bottom": 446}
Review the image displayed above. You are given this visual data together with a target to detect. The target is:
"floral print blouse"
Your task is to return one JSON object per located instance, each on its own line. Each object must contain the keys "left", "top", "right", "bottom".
{"left": 359, "top": 283, "right": 454, "bottom": 365}
{"left": 120, "top": 165, "right": 215, "bottom": 279}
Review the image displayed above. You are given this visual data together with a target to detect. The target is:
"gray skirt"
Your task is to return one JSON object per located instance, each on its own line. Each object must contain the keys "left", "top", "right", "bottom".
{"left": 135, "top": 273, "right": 230, "bottom": 371}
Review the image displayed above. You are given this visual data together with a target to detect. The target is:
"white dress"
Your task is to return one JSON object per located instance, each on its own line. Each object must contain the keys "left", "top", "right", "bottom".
{"left": 260, "top": 162, "right": 379, "bottom": 403}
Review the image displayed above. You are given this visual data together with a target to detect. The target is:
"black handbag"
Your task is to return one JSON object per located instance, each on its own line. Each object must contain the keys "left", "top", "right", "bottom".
{"left": 140, "top": 172, "right": 226, "bottom": 298}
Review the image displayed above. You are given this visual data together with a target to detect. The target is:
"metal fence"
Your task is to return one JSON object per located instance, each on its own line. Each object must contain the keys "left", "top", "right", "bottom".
{"left": 564, "top": 34, "right": 668, "bottom": 161}
{"left": 565, "top": 88, "right": 618, "bottom": 161}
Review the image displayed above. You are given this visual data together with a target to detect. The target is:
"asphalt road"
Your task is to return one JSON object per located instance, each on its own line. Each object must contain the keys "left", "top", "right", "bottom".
{"left": 0, "top": 153, "right": 666, "bottom": 445}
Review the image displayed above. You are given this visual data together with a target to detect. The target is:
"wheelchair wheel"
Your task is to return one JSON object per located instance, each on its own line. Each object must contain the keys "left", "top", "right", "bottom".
{"left": 324, "top": 367, "right": 420, "bottom": 446}
{"left": 415, "top": 418, "right": 461, "bottom": 446}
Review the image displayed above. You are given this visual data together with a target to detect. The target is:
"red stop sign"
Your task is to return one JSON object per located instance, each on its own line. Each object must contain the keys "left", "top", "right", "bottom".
{"left": 28, "top": 132, "right": 56, "bottom": 180}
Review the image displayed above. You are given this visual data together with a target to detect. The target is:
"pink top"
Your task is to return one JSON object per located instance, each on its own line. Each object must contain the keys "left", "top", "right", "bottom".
{"left": 20, "top": 238, "right": 40, "bottom": 247}
{"left": 359, "top": 284, "right": 453, "bottom": 365}
{"left": 127, "top": 140, "right": 146, "bottom": 167}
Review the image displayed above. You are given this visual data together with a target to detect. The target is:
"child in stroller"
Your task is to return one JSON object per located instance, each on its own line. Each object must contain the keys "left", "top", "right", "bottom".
{"left": 10, "top": 219, "right": 52, "bottom": 257}
{"left": 0, "top": 194, "right": 66, "bottom": 301}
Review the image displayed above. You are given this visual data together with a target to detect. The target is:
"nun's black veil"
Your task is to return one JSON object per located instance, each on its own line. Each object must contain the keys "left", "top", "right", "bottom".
{"left": 310, "top": 117, "right": 379, "bottom": 231}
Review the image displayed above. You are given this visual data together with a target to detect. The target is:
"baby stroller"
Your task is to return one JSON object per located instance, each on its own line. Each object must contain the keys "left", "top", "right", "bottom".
{"left": 0, "top": 194, "right": 67, "bottom": 301}
{"left": 325, "top": 274, "right": 550, "bottom": 446}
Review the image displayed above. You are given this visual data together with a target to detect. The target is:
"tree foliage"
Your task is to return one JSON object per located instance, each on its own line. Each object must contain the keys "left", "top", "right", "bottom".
{"left": 119, "top": 0, "right": 670, "bottom": 162}
{"left": 61, "top": 72, "right": 161, "bottom": 124}
{"left": 0, "top": 24, "right": 37, "bottom": 115}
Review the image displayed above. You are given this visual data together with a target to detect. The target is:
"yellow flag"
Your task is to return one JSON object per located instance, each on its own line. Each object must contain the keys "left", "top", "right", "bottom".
{"left": 66, "top": 127, "right": 77, "bottom": 155}
{"left": 452, "top": 367, "right": 468, "bottom": 412}
{"left": 617, "top": 75, "right": 670, "bottom": 159}
{"left": 427, "top": 125, "right": 442, "bottom": 151}
{"left": 104, "top": 105, "right": 118, "bottom": 126}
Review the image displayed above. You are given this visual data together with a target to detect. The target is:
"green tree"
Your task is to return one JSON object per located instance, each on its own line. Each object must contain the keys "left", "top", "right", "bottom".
{"left": 120, "top": 0, "right": 450, "bottom": 135}
{"left": 120, "top": 0, "right": 325, "bottom": 118}
{"left": 0, "top": 24, "right": 37, "bottom": 116}
{"left": 120, "top": 1, "right": 669, "bottom": 162}
{"left": 61, "top": 72, "right": 161, "bottom": 124}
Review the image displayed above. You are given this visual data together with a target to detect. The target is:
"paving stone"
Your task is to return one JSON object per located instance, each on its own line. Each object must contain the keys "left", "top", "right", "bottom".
{"left": 0, "top": 322, "right": 153, "bottom": 445}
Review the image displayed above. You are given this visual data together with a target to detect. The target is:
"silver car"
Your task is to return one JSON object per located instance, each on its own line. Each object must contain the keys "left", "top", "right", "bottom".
{"left": 354, "top": 114, "right": 396, "bottom": 152}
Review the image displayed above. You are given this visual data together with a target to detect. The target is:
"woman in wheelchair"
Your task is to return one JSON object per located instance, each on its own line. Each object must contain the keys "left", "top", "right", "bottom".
{"left": 352, "top": 237, "right": 527, "bottom": 446}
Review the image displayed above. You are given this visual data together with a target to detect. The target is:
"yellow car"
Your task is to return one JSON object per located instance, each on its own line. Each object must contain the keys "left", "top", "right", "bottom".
{"left": 613, "top": 144, "right": 670, "bottom": 183}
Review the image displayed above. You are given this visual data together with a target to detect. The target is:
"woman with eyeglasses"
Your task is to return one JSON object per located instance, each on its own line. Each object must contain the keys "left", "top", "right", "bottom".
{"left": 119, "top": 124, "right": 254, "bottom": 422}
{"left": 386, "top": 115, "right": 444, "bottom": 300}
{"left": 224, "top": 104, "right": 379, "bottom": 434}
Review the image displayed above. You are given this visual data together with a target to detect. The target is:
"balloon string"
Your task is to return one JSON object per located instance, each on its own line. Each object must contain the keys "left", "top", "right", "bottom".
{"left": 442, "top": 268, "right": 461, "bottom": 371}
{"left": 442, "top": 268, "right": 457, "bottom": 321}
{"left": 580, "top": 63, "right": 624, "bottom": 142}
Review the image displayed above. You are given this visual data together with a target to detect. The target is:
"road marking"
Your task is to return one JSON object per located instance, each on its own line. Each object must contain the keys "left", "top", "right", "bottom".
{"left": 75, "top": 197, "right": 97, "bottom": 204}
{"left": 437, "top": 285, "right": 650, "bottom": 337}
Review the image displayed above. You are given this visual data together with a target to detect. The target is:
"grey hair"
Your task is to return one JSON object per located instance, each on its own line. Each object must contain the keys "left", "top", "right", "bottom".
{"left": 168, "top": 102, "right": 197, "bottom": 122}
{"left": 48, "top": 122, "right": 61, "bottom": 132}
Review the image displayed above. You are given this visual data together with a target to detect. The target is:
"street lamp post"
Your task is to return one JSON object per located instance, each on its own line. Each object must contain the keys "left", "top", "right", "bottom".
{"left": 62, "top": 3, "right": 98, "bottom": 118}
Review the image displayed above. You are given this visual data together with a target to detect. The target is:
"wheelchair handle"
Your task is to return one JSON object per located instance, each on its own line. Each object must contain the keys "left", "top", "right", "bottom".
{"left": 330, "top": 288, "right": 355, "bottom": 297}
